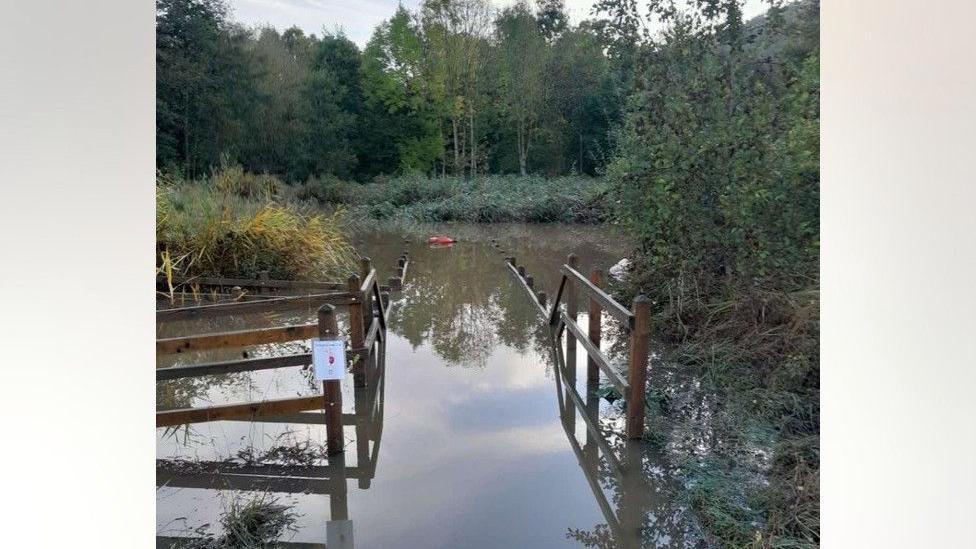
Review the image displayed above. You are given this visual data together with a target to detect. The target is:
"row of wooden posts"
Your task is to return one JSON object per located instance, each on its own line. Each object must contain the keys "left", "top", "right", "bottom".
{"left": 156, "top": 251, "right": 411, "bottom": 457}
{"left": 505, "top": 253, "right": 651, "bottom": 439}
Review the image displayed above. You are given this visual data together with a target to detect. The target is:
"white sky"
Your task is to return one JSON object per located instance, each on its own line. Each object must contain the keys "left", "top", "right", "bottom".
{"left": 227, "top": 0, "right": 773, "bottom": 48}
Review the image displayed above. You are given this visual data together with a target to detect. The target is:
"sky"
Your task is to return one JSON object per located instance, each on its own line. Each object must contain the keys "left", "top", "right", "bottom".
{"left": 227, "top": 0, "right": 772, "bottom": 48}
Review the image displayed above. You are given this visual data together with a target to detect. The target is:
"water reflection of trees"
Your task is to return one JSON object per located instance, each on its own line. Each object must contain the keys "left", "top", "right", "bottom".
{"left": 389, "top": 242, "right": 545, "bottom": 367}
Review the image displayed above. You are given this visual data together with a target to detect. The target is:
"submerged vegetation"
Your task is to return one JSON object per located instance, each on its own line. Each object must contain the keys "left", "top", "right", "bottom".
{"left": 171, "top": 493, "right": 300, "bottom": 549}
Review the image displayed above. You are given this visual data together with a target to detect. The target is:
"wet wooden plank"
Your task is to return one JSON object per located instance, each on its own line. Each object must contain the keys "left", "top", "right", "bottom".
{"left": 561, "top": 311, "right": 629, "bottom": 394}
{"left": 156, "top": 292, "right": 356, "bottom": 322}
{"left": 157, "top": 275, "right": 344, "bottom": 292}
{"left": 156, "top": 395, "right": 324, "bottom": 427}
{"left": 157, "top": 323, "right": 318, "bottom": 354}
{"left": 560, "top": 264, "right": 634, "bottom": 329}
{"left": 156, "top": 353, "right": 311, "bottom": 381}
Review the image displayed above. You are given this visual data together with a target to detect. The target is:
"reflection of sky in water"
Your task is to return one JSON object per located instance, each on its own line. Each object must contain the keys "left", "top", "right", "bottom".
{"left": 157, "top": 223, "right": 706, "bottom": 548}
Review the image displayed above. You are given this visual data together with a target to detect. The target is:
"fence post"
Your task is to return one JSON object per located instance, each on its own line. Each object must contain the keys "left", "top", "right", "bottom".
{"left": 587, "top": 268, "right": 603, "bottom": 392}
{"left": 318, "top": 304, "right": 344, "bottom": 454}
{"left": 565, "top": 254, "right": 579, "bottom": 382}
{"left": 347, "top": 274, "right": 366, "bottom": 388}
{"left": 626, "top": 295, "right": 651, "bottom": 439}
{"left": 526, "top": 275, "right": 534, "bottom": 289}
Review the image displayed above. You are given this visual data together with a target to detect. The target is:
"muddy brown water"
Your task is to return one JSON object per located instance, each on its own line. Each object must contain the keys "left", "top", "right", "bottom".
{"left": 156, "top": 223, "right": 708, "bottom": 548}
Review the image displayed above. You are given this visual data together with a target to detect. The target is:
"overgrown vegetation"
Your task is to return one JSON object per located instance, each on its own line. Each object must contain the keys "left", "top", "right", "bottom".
{"left": 156, "top": 168, "right": 357, "bottom": 282}
{"left": 172, "top": 494, "right": 300, "bottom": 548}
{"left": 292, "top": 174, "right": 610, "bottom": 223}
{"left": 598, "top": 0, "right": 820, "bottom": 546}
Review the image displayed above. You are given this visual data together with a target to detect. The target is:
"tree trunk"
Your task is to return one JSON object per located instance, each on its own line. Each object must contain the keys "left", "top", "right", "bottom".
{"left": 469, "top": 107, "right": 476, "bottom": 176}
{"left": 517, "top": 122, "right": 527, "bottom": 176}
{"left": 452, "top": 117, "right": 461, "bottom": 175}
{"left": 578, "top": 131, "right": 583, "bottom": 174}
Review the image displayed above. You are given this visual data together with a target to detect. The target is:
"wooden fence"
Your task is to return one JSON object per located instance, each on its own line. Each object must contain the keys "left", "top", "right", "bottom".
{"left": 156, "top": 251, "right": 411, "bottom": 457}
{"left": 505, "top": 253, "right": 651, "bottom": 439}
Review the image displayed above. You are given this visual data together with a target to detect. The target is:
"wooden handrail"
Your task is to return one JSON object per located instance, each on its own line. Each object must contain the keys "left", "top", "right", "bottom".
{"left": 561, "top": 311, "right": 629, "bottom": 394}
{"left": 359, "top": 269, "right": 376, "bottom": 296}
{"left": 559, "top": 264, "right": 634, "bottom": 329}
{"left": 156, "top": 353, "right": 311, "bottom": 381}
{"left": 156, "top": 291, "right": 356, "bottom": 321}
{"left": 506, "top": 262, "right": 547, "bottom": 318}
{"left": 156, "top": 323, "right": 318, "bottom": 354}
{"left": 157, "top": 275, "right": 345, "bottom": 291}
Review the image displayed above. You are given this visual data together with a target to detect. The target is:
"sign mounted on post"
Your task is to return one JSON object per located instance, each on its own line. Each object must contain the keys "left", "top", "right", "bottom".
{"left": 313, "top": 339, "right": 346, "bottom": 381}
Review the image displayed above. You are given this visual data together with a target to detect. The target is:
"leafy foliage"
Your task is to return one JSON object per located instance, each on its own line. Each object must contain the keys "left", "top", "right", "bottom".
{"left": 156, "top": 0, "right": 623, "bottom": 180}
{"left": 596, "top": 0, "right": 820, "bottom": 546}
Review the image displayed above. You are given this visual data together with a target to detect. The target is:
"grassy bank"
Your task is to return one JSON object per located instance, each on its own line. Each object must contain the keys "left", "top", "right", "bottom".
{"left": 612, "top": 270, "right": 819, "bottom": 548}
{"left": 288, "top": 174, "right": 610, "bottom": 224}
{"left": 156, "top": 168, "right": 357, "bottom": 284}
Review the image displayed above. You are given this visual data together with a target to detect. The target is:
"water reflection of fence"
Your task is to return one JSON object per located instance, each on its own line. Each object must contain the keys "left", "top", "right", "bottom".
{"left": 156, "top": 342, "right": 386, "bottom": 549}
{"left": 505, "top": 253, "right": 651, "bottom": 439}
{"left": 550, "top": 339, "right": 649, "bottom": 549}
{"left": 156, "top": 252, "right": 410, "bottom": 456}
{"left": 156, "top": 253, "right": 410, "bottom": 549}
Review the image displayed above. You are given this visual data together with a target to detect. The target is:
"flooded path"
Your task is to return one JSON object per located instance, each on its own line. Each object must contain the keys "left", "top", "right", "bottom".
{"left": 157, "top": 223, "right": 707, "bottom": 548}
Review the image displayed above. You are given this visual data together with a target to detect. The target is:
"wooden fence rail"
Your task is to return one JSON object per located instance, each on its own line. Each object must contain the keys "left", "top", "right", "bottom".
{"left": 156, "top": 250, "right": 410, "bottom": 455}
{"left": 156, "top": 291, "right": 356, "bottom": 322}
{"left": 506, "top": 253, "right": 651, "bottom": 439}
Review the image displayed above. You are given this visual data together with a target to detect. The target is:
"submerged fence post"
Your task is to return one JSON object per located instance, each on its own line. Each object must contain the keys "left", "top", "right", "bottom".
{"left": 626, "top": 295, "right": 651, "bottom": 439}
{"left": 318, "top": 304, "right": 344, "bottom": 454}
{"left": 348, "top": 274, "right": 367, "bottom": 388}
{"left": 587, "top": 268, "right": 604, "bottom": 392}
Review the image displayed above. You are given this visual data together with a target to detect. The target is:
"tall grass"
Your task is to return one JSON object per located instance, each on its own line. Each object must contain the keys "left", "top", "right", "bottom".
{"left": 157, "top": 169, "right": 357, "bottom": 282}
{"left": 288, "top": 174, "right": 610, "bottom": 224}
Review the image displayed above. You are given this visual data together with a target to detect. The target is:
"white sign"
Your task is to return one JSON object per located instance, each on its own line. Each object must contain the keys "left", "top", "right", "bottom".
{"left": 312, "top": 339, "right": 346, "bottom": 381}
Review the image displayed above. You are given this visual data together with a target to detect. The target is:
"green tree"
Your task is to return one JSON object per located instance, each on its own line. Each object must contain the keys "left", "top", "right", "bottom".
{"left": 361, "top": 7, "right": 442, "bottom": 174}
{"left": 494, "top": 3, "right": 547, "bottom": 175}
{"left": 156, "top": 0, "right": 255, "bottom": 176}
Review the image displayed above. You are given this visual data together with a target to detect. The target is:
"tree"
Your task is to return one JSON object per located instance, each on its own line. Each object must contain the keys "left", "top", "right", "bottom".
{"left": 361, "top": 6, "right": 442, "bottom": 174}
{"left": 305, "top": 32, "right": 363, "bottom": 179}
{"left": 156, "top": 0, "right": 254, "bottom": 176}
{"left": 494, "top": 3, "right": 547, "bottom": 175}
{"left": 536, "top": 0, "right": 568, "bottom": 41}
{"left": 420, "top": 0, "right": 493, "bottom": 176}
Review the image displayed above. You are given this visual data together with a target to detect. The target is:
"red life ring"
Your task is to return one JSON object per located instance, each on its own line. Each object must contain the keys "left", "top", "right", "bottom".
{"left": 428, "top": 236, "right": 455, "bottom": 245}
